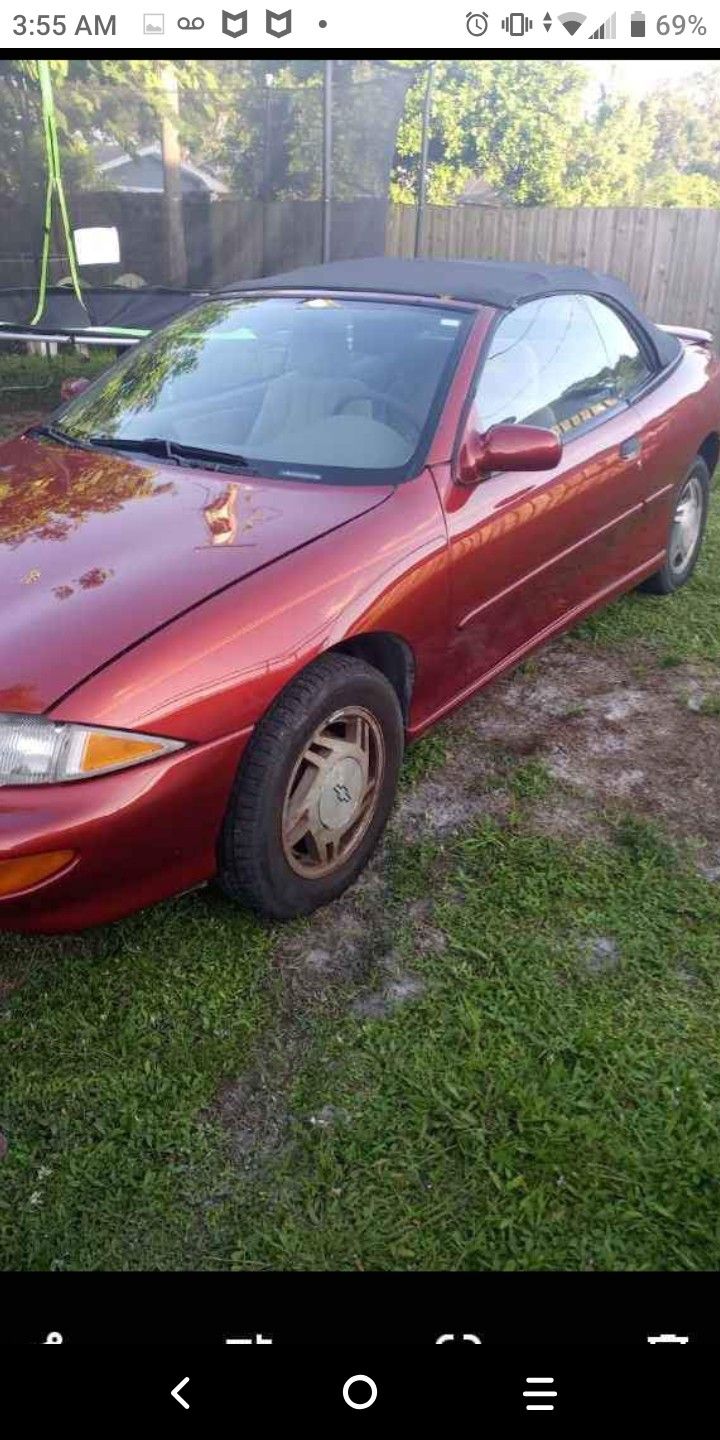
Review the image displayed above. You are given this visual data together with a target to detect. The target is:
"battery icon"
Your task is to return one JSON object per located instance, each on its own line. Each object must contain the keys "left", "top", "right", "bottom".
{"left": 631, "top": 10, "right": 646, "bottom": 34}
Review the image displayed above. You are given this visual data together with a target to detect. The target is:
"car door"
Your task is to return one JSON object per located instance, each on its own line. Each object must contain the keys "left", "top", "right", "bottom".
{"left": 440, "top": 293, "right": 656, "bottom": 688}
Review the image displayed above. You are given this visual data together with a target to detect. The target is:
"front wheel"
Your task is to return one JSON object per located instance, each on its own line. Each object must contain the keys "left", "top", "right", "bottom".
{"left": 217, "top": 653, "right": 404, "bottom": 920}
{"left": 639, "top": 455, "right": 710, "bottom": 596}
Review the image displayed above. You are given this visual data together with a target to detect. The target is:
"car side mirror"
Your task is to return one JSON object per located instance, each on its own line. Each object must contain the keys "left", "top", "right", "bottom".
{"left": 60, "top": 376, "right": 92, "bottom": 403}
{"left": 458, "top": 423, "right": 562, "bottom": 484}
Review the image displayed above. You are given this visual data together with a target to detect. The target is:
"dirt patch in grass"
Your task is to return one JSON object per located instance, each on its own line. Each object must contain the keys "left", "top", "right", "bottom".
{"left": 395, "top": 636, "right": 720, "bottom": 872}
{"left": 211, "top": 855, "right": 409, "bottom": 1165}
{"left": 213, "top": 630, "right": 720, "bottom": 1167}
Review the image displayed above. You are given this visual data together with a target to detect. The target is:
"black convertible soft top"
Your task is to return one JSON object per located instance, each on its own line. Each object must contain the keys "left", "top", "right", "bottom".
{"left": 227, "top": 257, "right": 681, "bottom": 370}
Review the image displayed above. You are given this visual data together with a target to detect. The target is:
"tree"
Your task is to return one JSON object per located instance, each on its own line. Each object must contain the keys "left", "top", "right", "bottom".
{"left": 390, "top": 60, "right": 593, "bottom": 206}
{"left": 640, "top": 168, "right": 720, "bottom": 207}
{"left": 2, "top": 57, "right": 718, "bottom": 223}
{"left": 388, "top": 60, "right": 720, "bottom": 210}
{"left": 159, "top": 64, "right": 187, "bottom": 284}
{"left": 0, "top": 58, "right": 222, "bottom": 282}
{"left": 640, "top": 66, "right": 720, "bottom": 205}
{"left": 645, "top": 68, "right": 720, "bottom": 185}
{"left": 563, "top": 92, "right": 656, "bottom": 206}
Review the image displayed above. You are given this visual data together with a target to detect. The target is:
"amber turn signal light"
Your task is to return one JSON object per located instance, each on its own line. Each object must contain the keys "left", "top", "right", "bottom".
{"left": 0, "top": 850, "right": 75, "bottom": 897}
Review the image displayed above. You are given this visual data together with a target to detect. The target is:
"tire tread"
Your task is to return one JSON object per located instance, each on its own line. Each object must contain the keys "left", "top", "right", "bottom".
{"left": 218, "top": 653, "right": 402, "bottom": 918}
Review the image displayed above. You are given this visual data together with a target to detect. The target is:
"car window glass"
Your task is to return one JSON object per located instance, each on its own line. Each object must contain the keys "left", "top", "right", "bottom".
{"left": 471, "top": 294, "right": 629, "bottom": 439}
{"left": 584, "top": 295, "right": 654, "bottom": 400}
{"left": 60, "top": 297, "right": 471, "bottom": 484}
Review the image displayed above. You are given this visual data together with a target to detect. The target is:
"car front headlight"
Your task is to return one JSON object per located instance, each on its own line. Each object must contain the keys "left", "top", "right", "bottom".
{"left": 0, "top": 714, "right": 185, "bottom": 787}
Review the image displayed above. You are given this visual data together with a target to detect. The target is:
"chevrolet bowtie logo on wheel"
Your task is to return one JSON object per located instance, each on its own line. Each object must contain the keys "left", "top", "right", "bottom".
{"left": 221, "top": 9, "right": 248, "bottom": 35}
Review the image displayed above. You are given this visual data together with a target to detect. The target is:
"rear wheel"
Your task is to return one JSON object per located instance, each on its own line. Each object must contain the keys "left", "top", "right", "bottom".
{"left": 217, "top": 653, "right": 404, "bottom": 920}
{"left": 640, "top": 455, "right": 710, "bottom": 595}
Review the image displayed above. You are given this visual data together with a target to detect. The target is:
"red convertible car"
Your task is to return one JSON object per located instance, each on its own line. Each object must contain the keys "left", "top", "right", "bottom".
{"left": 0, "top": 258, "right": 718, "bottom": 932}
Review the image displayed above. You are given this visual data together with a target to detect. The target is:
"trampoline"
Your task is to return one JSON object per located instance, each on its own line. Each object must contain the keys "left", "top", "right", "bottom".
{"left": 0, "top": 285, "right": 206, "bottom": 348}
{"left": 0, "top": 58, "right": 417, "bottom": 349}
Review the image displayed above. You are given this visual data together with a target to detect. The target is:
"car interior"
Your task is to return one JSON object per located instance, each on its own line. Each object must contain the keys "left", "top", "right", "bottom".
{"left": 101, "top": 302, "right": 465, "bottom": 470}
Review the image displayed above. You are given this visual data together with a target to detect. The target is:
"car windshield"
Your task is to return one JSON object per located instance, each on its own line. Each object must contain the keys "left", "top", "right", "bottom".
{"left": 59, "top": 295, "right": 472, "bottom": 484}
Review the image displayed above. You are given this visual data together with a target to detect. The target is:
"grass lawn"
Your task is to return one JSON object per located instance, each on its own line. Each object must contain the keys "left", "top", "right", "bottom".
{"left": 1, "top": 411, "right": 719, "bottom": 1271}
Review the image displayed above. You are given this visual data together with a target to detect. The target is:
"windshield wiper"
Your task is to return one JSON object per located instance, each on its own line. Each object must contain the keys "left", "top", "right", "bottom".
{"left": 85, "top": 434, "right": 180, "bottom": 462}
{"left": 28, "top": 423, "right": 96, "bottom": 451}
{"left": 85, "top": 435, "right": 249, "bottom": 472}
{"left": 165, "top": 440, "right": 249, "bottom": 472}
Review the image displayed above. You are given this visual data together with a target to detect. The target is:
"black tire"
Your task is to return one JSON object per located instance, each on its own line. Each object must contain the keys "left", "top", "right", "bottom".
{"left": 639, "top": 455, "right": 710, "bottom": 596}
{"left": 217, "top": 653, "right": 404, "bottom": 920}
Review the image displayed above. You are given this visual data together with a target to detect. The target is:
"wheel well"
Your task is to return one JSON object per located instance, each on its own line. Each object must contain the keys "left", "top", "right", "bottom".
{"left": 329, "top": 633, "right": 415, "bottom": 724}
{"left": 699, "top": 432, "right": 720, "bottom": 478}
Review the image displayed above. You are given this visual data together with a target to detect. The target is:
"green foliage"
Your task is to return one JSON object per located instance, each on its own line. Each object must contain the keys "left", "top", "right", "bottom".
{"left": 2, "top": 57, "right": 720, "bottom": 210}
{"left": 508, "top": 759, "right": 554, "bottom": 803}
{"left": 392, "top": 60, "right": 591, "bottom": 206}
{"left": 400, "top": 733, "right": 448, "bottom": 789}
{"left": 60, "top": 304, "right": 233, "bottom": 439}
{"left": 645, "top": 69, "right": 720, "bottom": 188}
{"left": 640, "top": 169, "right": 720, "bottom": 207}
{"left": 0, "top": 349, "right": 112, "bottom": 411}
{"left": 391, "top": 60, "right": 720, "bottom": 208}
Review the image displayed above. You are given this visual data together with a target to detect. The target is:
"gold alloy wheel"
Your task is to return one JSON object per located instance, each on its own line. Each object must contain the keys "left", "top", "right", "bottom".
{"left": 281, "top": 706, "right": 385, "bottom": 877}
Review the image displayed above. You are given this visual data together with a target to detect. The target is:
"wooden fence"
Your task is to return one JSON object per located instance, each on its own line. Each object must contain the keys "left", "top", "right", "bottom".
{"left": 387, "top": 204, "right": 720, "bottom": 333}
{"left": 2, "top": 193, "right": 719, "bottom": 332}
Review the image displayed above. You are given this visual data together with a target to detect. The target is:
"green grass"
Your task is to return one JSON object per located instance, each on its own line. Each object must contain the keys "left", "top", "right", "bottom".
{"left": 0, "top": 458, "right": 719, "bottom": 1272}
{"left": 3, "top": 818, "right": 720, "bottom": 1271}
{"left": 400, "top": 733, "right": 448, "bottom": 788}
{"left": 697, "top": 694, "right": 720, "bottom": 716}
{"left": 508, "top": 758, "right": 554, "bottom": 803}
{"left": 229, "top": 821, "right": 720, "bottom": 1271}
{"left": 0, "top": 896, "right": 276, "bottom": 1270}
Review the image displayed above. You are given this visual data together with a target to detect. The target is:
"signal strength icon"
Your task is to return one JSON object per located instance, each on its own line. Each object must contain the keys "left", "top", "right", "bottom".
{"left": 590, "top": 10, "right": 617, "bottom": 37}
{"left": 558, "top": 11, "right": 586, "bottom": 34}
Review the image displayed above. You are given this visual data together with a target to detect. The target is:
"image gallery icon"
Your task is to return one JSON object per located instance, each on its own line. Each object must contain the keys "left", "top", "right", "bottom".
{"left": 143, "top": 12, "right": 164, "bottom": 33}
{"left": 222, "top": 8, "right": 248, "bottom": 36}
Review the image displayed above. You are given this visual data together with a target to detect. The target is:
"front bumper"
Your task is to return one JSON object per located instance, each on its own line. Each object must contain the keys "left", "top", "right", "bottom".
{"left": 0, "top": 728, "right": 250, "bottom": 933}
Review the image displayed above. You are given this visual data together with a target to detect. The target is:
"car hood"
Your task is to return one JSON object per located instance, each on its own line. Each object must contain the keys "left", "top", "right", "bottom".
{"left": 0, "top": 434, "right": 392, "bottom": 714}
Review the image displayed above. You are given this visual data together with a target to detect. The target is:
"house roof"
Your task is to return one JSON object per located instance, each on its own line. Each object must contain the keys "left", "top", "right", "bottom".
{"left": 94, "top": 144, "right": 228, "bottom": 195}
{"left": 458, "top": 177, "right": 505, "bottom": 205}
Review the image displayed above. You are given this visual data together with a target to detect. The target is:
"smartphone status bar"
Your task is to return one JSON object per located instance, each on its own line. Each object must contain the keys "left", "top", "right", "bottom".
{"left": 1, "top": 1, "right": 715, "bottom": 50}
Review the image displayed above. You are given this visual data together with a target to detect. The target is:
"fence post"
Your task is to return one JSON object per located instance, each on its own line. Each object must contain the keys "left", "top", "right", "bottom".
{"left": 414, "top": 62, "right": 435, "bottom": 259}
{"left": 322, "top": 60, "right": 333, "bottom": 263}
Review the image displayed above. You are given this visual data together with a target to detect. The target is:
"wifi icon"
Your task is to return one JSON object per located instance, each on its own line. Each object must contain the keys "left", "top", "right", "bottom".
{"left": 558, "top": 10, "right": 586, "bottom": 32}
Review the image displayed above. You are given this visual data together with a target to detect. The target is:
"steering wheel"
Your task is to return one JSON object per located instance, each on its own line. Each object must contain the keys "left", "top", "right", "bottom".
{"left": 334, "top": 390, "right": 421, "bottom": 448}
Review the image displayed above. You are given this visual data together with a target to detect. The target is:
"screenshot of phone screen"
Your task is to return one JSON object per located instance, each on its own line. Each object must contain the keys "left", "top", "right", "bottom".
{"left": 0, "top": 0, "right": 717, "bottom": 1419}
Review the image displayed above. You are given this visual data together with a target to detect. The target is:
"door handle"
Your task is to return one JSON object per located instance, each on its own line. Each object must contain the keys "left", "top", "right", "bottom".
{"left": 620, "top": 436, "right": 642, "bottom": 460}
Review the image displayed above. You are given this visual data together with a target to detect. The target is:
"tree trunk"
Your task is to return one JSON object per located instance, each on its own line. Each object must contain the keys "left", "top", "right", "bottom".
{"left": 160, "top": 64, "right": 188, "bottom": 286}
